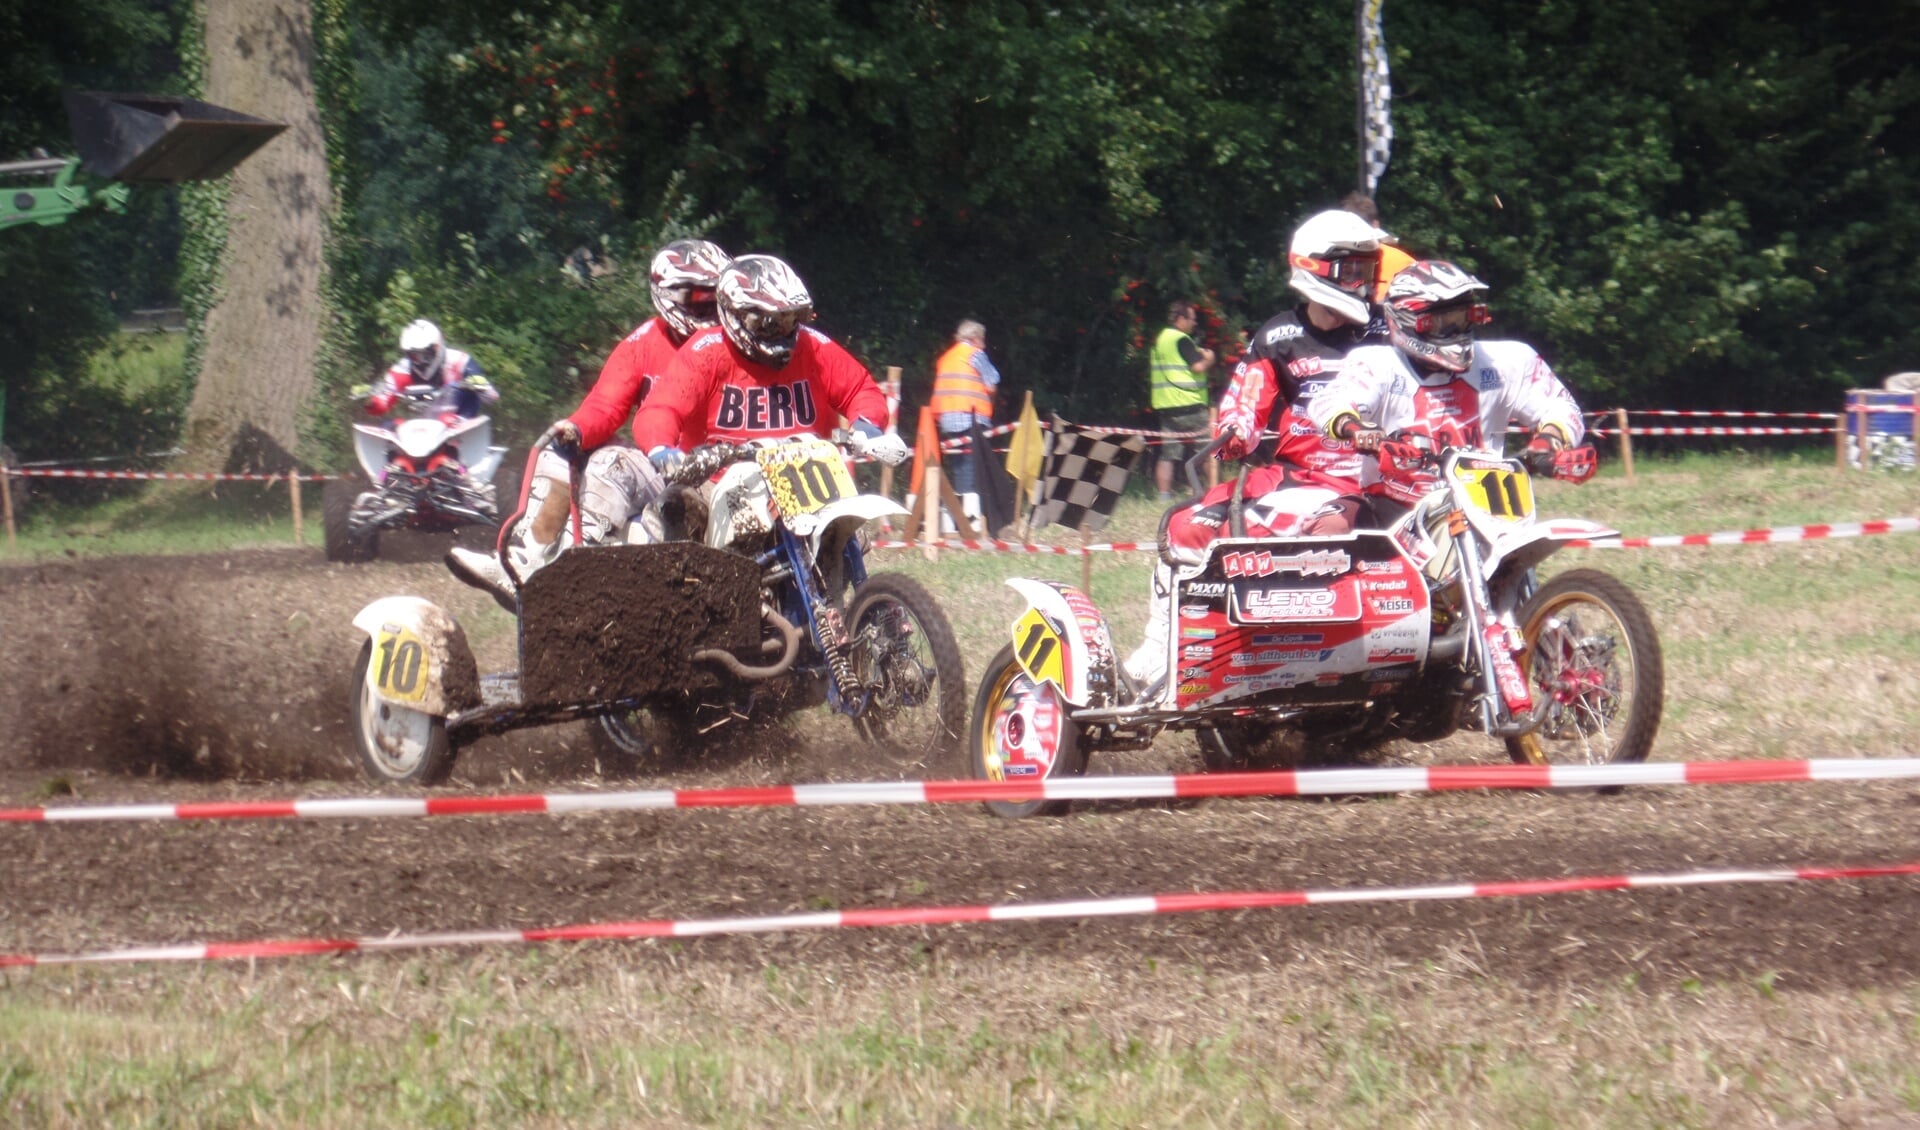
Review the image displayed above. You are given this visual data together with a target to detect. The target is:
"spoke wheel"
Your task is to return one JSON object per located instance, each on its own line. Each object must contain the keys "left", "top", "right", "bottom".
{"left": 349, "top": 640, "right": 455, "bottom": 784}
{"left": 967, "top": 644, "right": 1085, "bottom": 818}
{"left": 846, "top": 573, "right": 967, "bottom": 772}
{"left": 1506, "top": 569, "right": 1664, "bottom": 767}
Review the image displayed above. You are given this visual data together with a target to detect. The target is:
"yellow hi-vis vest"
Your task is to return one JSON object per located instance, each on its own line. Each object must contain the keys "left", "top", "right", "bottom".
{"left": 931, "top": 342, "right": 993, "bottom": 418}
{"left": 1150, "top": 326, "right": 1206, "bottom": 409}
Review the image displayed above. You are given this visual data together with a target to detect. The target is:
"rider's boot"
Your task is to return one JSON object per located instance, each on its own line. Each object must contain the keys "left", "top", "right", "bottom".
{"left": 446, "top": 477, "right": 571, "bottom": 611}
{"left": 1122, "top": 561, "right": 1175, "bottom": 696}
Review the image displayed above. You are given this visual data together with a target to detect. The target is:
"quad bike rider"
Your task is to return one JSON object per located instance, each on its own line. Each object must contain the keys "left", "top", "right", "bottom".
{"left": 324, "top": 320, "right": 505, "bottom": 561}
{"left": 446, "top": 239, "right": 730, "bottom": 607}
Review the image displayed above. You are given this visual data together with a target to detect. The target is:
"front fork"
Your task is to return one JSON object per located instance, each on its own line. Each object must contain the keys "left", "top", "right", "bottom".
{"left": 1452, "top": 522, "right": 1536, "bottom": 736}
{"left": 771, "top": 526, "right": 869, "bottom": 716}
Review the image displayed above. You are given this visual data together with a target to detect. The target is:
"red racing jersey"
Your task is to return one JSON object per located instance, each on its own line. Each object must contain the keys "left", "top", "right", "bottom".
{"left": 567, "top": 316, "right": 681, "bottom": 450}
{"left": 633, "top": 325, "right": 890, "bottom": 451}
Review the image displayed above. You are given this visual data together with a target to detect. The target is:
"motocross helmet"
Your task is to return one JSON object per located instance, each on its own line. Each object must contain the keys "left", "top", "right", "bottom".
{"left": 1287, "top": 210, "right": 1390, "bottom": 326}
{"left": 716, "top": 254, "right": 814, "bottom": 368}
{"left": 1383, "top": 260, "right": 1491, "bottom": 373}
{"left": 399, "top": 319, "right": 446, "bottom": 385}
{"left": 649, "top": 239, "right": 730, "bottom": 342}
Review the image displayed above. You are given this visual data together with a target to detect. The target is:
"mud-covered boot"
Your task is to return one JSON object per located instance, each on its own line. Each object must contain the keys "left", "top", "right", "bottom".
{"left": 447, "top": 479, "right": 571, "bottom": 612}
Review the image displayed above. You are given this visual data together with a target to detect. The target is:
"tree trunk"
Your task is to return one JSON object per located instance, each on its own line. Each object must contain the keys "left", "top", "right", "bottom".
{"left": 182, "top": 0, "right": 330, "bottom": 472}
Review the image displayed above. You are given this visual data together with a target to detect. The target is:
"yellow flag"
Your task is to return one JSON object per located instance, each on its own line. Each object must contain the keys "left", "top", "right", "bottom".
{"left": 1005, "top": 391, "right": 1045, "bottom": 504}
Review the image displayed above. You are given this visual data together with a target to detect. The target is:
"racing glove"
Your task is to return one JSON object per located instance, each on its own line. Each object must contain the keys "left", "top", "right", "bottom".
{"left": 460, "top": 375, "right": 495, "bottom": 394}
{"left": 850, "top": 419, "right": 911, "bottom": 466}
{"left": 647, "top": 445, "right": 687, "bottom": 479}
{"left": 547, "top": 419, "right": 583, "bottom": 459}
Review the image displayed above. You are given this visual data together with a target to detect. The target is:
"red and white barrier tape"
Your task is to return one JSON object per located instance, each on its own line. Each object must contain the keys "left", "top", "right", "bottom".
{"left": 7, "top": 757, "right": 1917, "bottom": 826}
{"left": 1589, "top": 426, "right": 1836, "bottom": 437}
{"left": 867, "top": 537, "right": 1153, "bottom": 555}
{"left": 5, "top": 858, "right": 1916, "bottom": 968}
{"left": 0, "top": 467, "right": 337, "bottom": 482}
{"left": 1625, "top": 410, "right": 1841, "bottom": 420}
{"left": 1571, "top": 516, "right": 1920, "bottom": 549}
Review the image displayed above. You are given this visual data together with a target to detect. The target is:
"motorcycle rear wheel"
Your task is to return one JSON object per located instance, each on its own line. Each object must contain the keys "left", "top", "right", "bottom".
{"left": 1505, "top": 568, "right": 1664, "bottom": 767}
{"left": 846, "top": 573, "right": 967, "bottom": 772}
{"left": 349, "top": 640, "right": 456, "bottom": 785}
{"left": 968, "top": 644, "right": 1085, "bottom": 818}
{"left": 323, "top": 477, "right": 379, "bottom": 563}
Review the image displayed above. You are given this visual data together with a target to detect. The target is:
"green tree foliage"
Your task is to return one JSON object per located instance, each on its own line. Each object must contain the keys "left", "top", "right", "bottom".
{"left": 18, "top": 0, "right": 1906, "bottom": 464}
{"left": 0, "top": 0, "right": 182, "bottom": 460}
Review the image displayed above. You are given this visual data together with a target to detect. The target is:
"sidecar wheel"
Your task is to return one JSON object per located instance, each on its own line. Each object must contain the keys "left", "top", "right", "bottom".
{"left": 967, "top": 644, "right": 1084, "bottom": 818}
{"left": 350, "top": 640, "right": 455, "bottom": 784}
{"left": 589, "top": 708, "right": 700, "bottom": 776}
{"left": 323, "top": 477, "right": 379, "bottom": 563}
{"left": 846, "top": 573, "right": 967, "bottom": 772}
{"left": 1506, "top": 569, "right": 1664, "bottom": 768}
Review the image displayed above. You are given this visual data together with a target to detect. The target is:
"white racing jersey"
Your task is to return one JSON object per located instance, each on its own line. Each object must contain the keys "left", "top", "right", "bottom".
{"left": 1307, "top": 340, "right": 1585, "bottom": 488}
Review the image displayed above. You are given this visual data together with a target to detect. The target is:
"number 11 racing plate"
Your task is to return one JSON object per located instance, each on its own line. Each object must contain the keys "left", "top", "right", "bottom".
{"left": 756, "top": 437, "right": 857, "bottom": 520}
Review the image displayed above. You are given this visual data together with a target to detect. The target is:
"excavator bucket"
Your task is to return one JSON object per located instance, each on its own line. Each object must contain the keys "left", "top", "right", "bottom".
{"left": 62, "top": 92, "right": 285, "bottom": 183}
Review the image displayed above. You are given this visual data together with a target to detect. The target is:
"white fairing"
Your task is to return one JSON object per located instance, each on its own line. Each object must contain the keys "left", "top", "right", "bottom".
{"left": 351, "top": 415, "right": 505, "bottom": 483}
{"left": 706, "top": 461, "right": 776, "bottom": 550}
{"left": 1481, "top": 518, "right": 1619, "bottom": 578}
{"left": 1004, "top": 577, "right": 1112, "bottom": 706}
{"left": 351, "top": 595, "right": 465, "bottom": 715}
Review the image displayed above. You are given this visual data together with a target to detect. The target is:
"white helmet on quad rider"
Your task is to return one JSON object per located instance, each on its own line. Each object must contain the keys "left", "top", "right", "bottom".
{"left": 649, "top": 238, "right": 730, "bottom": 342}
{"left": 1288, "top": 209, "right": 1390, "bottom": 326}
{"left": 1383, "top": 260, "right": 1492, "bottom": 374}
{"left": 716, "top": 254, "right": 814, "bottom": 368}
{"left": 399, "top": 319, "right": 446, "bottom": 385}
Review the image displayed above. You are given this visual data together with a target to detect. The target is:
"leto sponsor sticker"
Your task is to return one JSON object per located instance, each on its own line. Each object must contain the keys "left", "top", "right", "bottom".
{"left": 1231, "top": 581, "right": 1362, "bottom": 624}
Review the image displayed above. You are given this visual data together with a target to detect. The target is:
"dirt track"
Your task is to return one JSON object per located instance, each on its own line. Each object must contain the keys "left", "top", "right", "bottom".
{"left": 3, "top": 547, "right": 1919, "bottom": 992}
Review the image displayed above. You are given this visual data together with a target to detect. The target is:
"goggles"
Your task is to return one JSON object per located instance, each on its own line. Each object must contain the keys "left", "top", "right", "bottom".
{"left": 1409, "top": 303, "right": 1492, "bottom": 337}
{"left": 741, "top": 307, "right": 810, "bottom": 339}
{"left": 405, "top": 348, "right": 438, "bottom": 369}
{"left": 1290, "top": 251, "right": 1380, "bottom": 291}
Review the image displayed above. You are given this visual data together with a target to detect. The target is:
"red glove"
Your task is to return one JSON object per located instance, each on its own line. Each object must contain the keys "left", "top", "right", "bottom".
{"left": 1552, "top": 444, "right": 1597, "bottom": 483}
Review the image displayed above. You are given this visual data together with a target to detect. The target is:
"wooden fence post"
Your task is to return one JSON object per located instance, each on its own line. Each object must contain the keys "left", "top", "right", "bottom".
{"left": 288, "top": 470, "right": 303, "bottom": 545}
{"left": 1614, "top": 408, "right": 1635, "bottom": 482}
{"left": 1, "top": 460, "right": 15, "bottom": 552}
{"left": 879, "top": 366, "right": 901, "bottom": 506}
{"left": 1835, "top": 408, "right": 1849, "bottom": 470}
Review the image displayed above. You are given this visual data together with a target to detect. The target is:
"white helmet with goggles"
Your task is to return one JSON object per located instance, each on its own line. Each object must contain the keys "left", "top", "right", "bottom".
{"left": 649, "top": 239, "right": 730, "bottom": 341}
{"left": 1287, "top": 209, "right": 1391, "bottom": 326}
{"left": 399, "top": 319, "right": 445, "bottom": 384}
{"left": 1383, "top": 260, "right": 1492, "bottom": 373}
{"left": 716, "top": 254, "right": 815, "bottom": 368}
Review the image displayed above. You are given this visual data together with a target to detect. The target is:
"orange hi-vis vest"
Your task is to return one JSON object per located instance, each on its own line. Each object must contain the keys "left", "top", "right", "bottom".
{"left": 930, "top": 342, "right": 993, "bottom": 419}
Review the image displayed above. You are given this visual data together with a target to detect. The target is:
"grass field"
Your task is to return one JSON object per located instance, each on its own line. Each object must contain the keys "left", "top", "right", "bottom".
{"left": 3, "top": 450, "right": 1920, "bottom": 1127}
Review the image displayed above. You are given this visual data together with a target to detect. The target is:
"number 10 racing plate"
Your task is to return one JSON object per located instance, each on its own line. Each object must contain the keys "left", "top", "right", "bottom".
{"left": 757, "top": 438, "right": 857, "bottom": 522}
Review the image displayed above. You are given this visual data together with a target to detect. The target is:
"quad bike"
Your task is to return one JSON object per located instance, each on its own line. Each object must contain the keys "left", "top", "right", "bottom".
{"left": 969, "top": 434, "right": 1664, "bottom": 817}
{"left": 323, "top": 383, "right": 507, "bottom": 562}
{"left": 346, "top": 430, "right": 966, "bottom": 784}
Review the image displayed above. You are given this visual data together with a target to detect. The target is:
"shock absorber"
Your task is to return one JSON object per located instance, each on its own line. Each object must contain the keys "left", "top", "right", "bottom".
{"left": 811, "top": 599, "right": 862, "bottom": 705}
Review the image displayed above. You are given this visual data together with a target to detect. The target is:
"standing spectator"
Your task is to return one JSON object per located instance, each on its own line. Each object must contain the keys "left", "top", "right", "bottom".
{"left": 929, "top": 319, "right": 1000, "bottom": 495}
{"left": 1149, "top": 299, "right": 1216, "bottom": 500}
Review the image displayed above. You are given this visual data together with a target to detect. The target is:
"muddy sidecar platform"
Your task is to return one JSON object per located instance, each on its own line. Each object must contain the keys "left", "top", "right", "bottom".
{"left": 445, "top": 542, "right": 768, "bottom": 740}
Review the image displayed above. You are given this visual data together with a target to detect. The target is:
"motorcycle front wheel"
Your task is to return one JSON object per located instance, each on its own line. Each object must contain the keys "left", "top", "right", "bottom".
{"left": 1505, "top": 568, "right": 1664, "bottom": 767}
{"left": 967, "top": 644, "right": 1085, "bottom": 818}
{"left": 845, "top": 573, "right": 967, "bottom": 771}
{"left": 349, "top": 640, "right": 455, "bottom": 785}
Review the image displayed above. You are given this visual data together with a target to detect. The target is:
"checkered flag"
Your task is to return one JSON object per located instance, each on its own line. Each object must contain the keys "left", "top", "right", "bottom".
{"left": 1359, "top": 0, "right": 1392, "bottom": 194}
{"left": 1032, "top": 418, "right": 1147, "bottom": 532}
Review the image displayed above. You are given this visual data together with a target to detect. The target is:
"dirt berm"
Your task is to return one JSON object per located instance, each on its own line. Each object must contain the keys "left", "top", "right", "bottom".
{"left": 0, "top": 546, "right": 580, "bottom": 780}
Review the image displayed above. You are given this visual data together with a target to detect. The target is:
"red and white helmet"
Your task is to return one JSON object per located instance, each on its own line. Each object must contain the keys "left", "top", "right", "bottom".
{"left": 716, "top": 254, "right": 814, "bottom": 368}
{"left": 1384, "top": 260, "right": 1492, "bottom": 373}
{"left": 649, "top": 239, "right": 730, "bottom": 341}
{"left": 1288, "top": 209, "right": 1390, "bottom": 325}
{"left": 399, "top": 319, "right": 445, "bottom": 384}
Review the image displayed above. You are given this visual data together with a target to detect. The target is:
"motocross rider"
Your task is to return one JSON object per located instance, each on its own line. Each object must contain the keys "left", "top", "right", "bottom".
{"left": 1308, "top": 259, "right": 1596, "bottom": 512}
{"left": 1122, "top": 209, "right": 1392, "bottom": 690}
{"left": 364, "top": 320, "right": 497, "bottom": 420}
{"left": 635, "top": 253, "right": 910, "bottom": 468}
{"left": 446, "top": 238, "right": 729, "bottom": 605}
